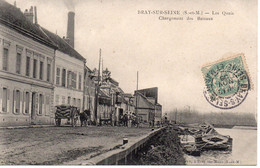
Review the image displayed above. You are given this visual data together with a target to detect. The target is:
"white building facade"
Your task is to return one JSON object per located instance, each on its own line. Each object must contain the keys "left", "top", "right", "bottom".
{"left": 54, "top": 50, "right": 85, "bottom": 111}
{"left": 0, "top": 2, "right": 56, "bottom": 126}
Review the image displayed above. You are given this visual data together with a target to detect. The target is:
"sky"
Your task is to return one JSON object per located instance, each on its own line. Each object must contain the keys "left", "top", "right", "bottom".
{"left": 6, "top": 0, "right": 257, "bottom": 114}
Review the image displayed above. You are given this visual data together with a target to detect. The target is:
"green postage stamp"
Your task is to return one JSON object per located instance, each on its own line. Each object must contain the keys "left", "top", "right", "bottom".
{"left": 201, "top": 54, "right": 251, "bottom": 109}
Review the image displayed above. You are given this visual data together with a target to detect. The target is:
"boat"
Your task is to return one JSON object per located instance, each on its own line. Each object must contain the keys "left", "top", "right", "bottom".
{"left": 179, "top": 134, "right": 201, "bottom": 156}
{"left": 178, "top": 122, "right": 233, "bottom": 153}
{"left": 195, "top": 133, "right": 233, "bottom": 151}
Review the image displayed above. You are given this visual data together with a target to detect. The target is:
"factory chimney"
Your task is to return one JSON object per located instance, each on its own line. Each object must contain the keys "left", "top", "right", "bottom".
{"left": 66, "top": 11, "right": 75, "bottom": 48}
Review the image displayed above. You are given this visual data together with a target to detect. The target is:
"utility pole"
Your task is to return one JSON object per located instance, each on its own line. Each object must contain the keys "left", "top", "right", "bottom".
{"left": 135, "top": 71, "right": 139, "bottom": 127}
{"left": 135, "top": 71, "right": 139, "bottom": 113}
{"left": 175, "top": 108, "right": 177, "bottom": 124}
{"left": 82, "top": 62, "right": 87, "bottom": 112}
{"left": 94, "top": 49, "right": 101, "bottom": 125}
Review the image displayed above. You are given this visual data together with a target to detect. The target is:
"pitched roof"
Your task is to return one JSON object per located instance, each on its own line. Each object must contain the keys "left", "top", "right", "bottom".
{"left": 136, "top": 87, "right": 158, "bottom": 104}
{"left": 85, "top": 65, "right": 93, "bottom": 73}
{"left": 136, "top": 91, "right": 155, "bottom": 109}
{"left": 123, "top": 93, "right": 133, "bottom": 98}
{"left": 41, "top": 27, "right": 86, "bottom": 62}
{"left": 0, "top": 0, "right": 56, "bottom": 49}
{"left": 108, "top": 77, "right": 119, "bottom": 86}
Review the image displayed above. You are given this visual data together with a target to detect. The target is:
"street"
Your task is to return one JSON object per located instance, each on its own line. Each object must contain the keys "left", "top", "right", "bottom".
{"left": 0, "top": 126, "right": 151, "bottom": 165}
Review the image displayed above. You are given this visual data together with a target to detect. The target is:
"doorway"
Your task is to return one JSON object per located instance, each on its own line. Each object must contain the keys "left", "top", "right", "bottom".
{"left": 31, "top": 92, "right": 36, "bottom": 123}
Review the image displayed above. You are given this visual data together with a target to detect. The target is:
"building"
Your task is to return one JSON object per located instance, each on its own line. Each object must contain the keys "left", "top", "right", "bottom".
{"left": 0, "top": 1, "right": 57, "bottom": 126}
{"left": 83, "top": 66, "right": 96, "bottom": 122}
{"left": 123, "top": 93, "right": 135, "bottom": 115}
{"left": 98, "top": 88, "right": 112, "bottom": 124}
{"left": 134, "top": 87, "right": 162, "bottom": 124}
{"left": 155, "top": 103, "right": 162, "bottom": 124}
{"left": 41, "top": 12, "right": 86, "bottom": 112}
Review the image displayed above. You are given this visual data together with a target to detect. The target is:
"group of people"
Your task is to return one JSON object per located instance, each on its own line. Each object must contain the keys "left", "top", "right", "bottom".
{"left": 66, "top": 107, "right": 164, "bottom": 128}
{"left": 120, "top": 112, "right": 140, "bottom": 127}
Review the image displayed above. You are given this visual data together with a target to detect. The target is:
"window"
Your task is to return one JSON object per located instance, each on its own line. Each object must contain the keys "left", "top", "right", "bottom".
{"left": 78, "top": 74, "right": 82, "bottom": 90}
{"left": 77, "top": 99, "right": 81, "bottom": 109}
{"left": 2, "top": 48, "right": 8, "bottom": 71}
{"left": 16, "top": 53, "right": 21, "bottom": 74}
{"left": 67, "top": 96, "right": 71, "bottom": 105}
{"left": 25, "top": 92, "right": 29, "bottom": 114}
{"left": 33, "top": 59, "right": 37, "bottom": 78}
{"left": 62, "top": 69, "right": 66, "bottom": 87}
{"left": 72, "top": 72, "right": 77, "bottom": 89}
{"left": 39, "top": 94, "right": 43, "bottom": 115}
{"left": 67, "top": 71, "right": 72, "bottom": 88}
{"left": 56, "top": 68, "right": 60, "bottom": 85}
{"left": 55, "top": 95, "right": 59, "bottom": 105}
{"left": 2, "top": 88, "right": 7, "bottom": 112}
{"left": 46, "top": 95, "right": 50, "bottom": 115}
{"left": 62, "top": 96, "right": 65, "bottom": 104}
{"left": 15, "top": 90, "right": 20, "bottom": 113}
{"left": 39, "top": 61, "right": 43, "bottom": 80}
{"left": 26, "top": 56, "right": 30, "bottom": 76}
{"left": 47, "top": 63, "right": 51, "bottom": 82}
{"left": 73, "top": 98, "right": 76, "bottom": 106}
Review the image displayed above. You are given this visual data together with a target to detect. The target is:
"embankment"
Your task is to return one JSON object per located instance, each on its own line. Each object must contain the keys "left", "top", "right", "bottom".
{"left": 129, "top": 126, "right": 186, "bottom": 165}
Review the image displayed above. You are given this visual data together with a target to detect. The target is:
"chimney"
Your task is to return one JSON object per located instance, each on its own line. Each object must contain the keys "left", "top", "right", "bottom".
{"left": 24, "top": 6, "right": 34, "bottom": 23}
{"left": 66, "top": 11, "right": 75, "bottom": 48}
{"left": 34, "top": 6, "right": 38, "bottom": 24}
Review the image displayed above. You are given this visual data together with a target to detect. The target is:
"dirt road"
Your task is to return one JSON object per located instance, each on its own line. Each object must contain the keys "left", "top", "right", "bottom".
{"left": 0, "top": 126, "right": 151, "bottom": 165}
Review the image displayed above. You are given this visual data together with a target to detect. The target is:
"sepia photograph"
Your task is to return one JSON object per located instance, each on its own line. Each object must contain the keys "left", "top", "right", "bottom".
{"left": 0, "top": 0, "right": 257, "bottom": 166}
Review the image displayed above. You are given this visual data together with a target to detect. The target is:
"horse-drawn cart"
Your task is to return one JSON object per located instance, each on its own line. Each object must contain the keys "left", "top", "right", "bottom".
{"left": 55, "top": 105, "right": 79, "bottom": 127}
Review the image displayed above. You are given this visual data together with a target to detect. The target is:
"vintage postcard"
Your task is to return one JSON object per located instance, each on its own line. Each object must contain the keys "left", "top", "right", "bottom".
{"left": 0, "top": 0, "right": 257, "bottom": 166}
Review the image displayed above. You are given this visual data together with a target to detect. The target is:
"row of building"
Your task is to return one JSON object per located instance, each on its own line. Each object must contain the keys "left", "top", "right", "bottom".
{"left": 0, "top": 0, "right": 162, "bottom": 126}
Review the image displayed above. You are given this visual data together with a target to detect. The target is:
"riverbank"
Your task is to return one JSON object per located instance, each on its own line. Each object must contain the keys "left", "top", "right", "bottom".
{"left": 129, "top": 125, "right": 186, "bottom": 165}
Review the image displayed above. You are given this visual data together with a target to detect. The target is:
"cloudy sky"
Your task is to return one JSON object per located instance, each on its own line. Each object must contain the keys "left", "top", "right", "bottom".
{"left": 7, "top": 0, "right": 257, "bottom": 114}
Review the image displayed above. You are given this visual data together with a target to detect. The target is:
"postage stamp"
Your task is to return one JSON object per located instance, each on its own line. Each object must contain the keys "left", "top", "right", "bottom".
{"left": 201, "top": 54, "right": 251, "bottom": 109}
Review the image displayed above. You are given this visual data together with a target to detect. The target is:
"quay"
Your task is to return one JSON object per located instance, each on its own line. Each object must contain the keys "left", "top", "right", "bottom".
{"left": 70, "top": 127, "right": 166, "bottom": 165}
{"left": 0, "top": 126, "right": 164, "bottom": 165}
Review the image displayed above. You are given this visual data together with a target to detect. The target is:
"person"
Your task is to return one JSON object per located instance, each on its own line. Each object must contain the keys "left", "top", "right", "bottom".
{"left": 123, "top": 113, "right": 128, "bottom": 127}
{"left": 128, "top": 113, "right": 132, "bottom": 127}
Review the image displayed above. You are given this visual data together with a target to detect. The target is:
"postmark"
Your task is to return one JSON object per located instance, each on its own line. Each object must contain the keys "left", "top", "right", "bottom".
{"left": 201, "top": 54, "right": 251, "bottom": 109}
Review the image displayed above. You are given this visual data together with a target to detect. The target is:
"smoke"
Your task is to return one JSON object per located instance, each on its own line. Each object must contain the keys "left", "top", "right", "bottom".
{"left": 63, "top": 0, "right": 76, "bottom": 12}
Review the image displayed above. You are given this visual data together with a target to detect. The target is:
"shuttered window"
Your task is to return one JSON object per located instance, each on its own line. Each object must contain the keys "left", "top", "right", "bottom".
{"left": 39, "top": 61, "right": 43, "bottom": 80}
{"left": 73, "top": 98, "right": 76, "bottom": 106}
{"left": 62, "top": 69, "right": 66, "bottom": 87}
{"left": 15, "top": 90, "right": 20, "bottom": 114}
{"left": 45, "top": 95, "right": 50, "bottom": 115}
{"left": 67, "top": 71, "right": 71, "bottom": 88}
{"left": 62, "top": 96, "right": 65, "bottom": 104}
{"left": 25, "top": 92, "right": 30, "bottom": 114}
{"left": 78, "top": 74, "right": 82, "bottom": 90}
{"left": 33, "top": 59, "right": 37, "bottom": 78}
{"left": 2, "top": 88, "right": 7, "bottom": 112}
{"left": 2, "top": 48, "right": 8, "bottom": 71}
{"left": 47, "top": 63, "right": 51, "bottom": 82}
{"left": 77, "top": 99, "right": 81, "bottom": 109}
{"left": 56, "top": 68, "right": 60, "bottom": 85}
{"left": 67, "top": 96, "right": 71, "bottom": 105}
{"left": 73, "top": 73, "right": 77, "bottom": 89}
{"left": 26, "top": 56, "right": 30, "bottom": 76}
{"left": 55, "top": 95, "right": 59, "bottom": 105}
{"left": 39, "top": 94, "right": 43, "bottom": 115}
{"left": 16, "top": 53, "right": 21, "bottom": 74}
